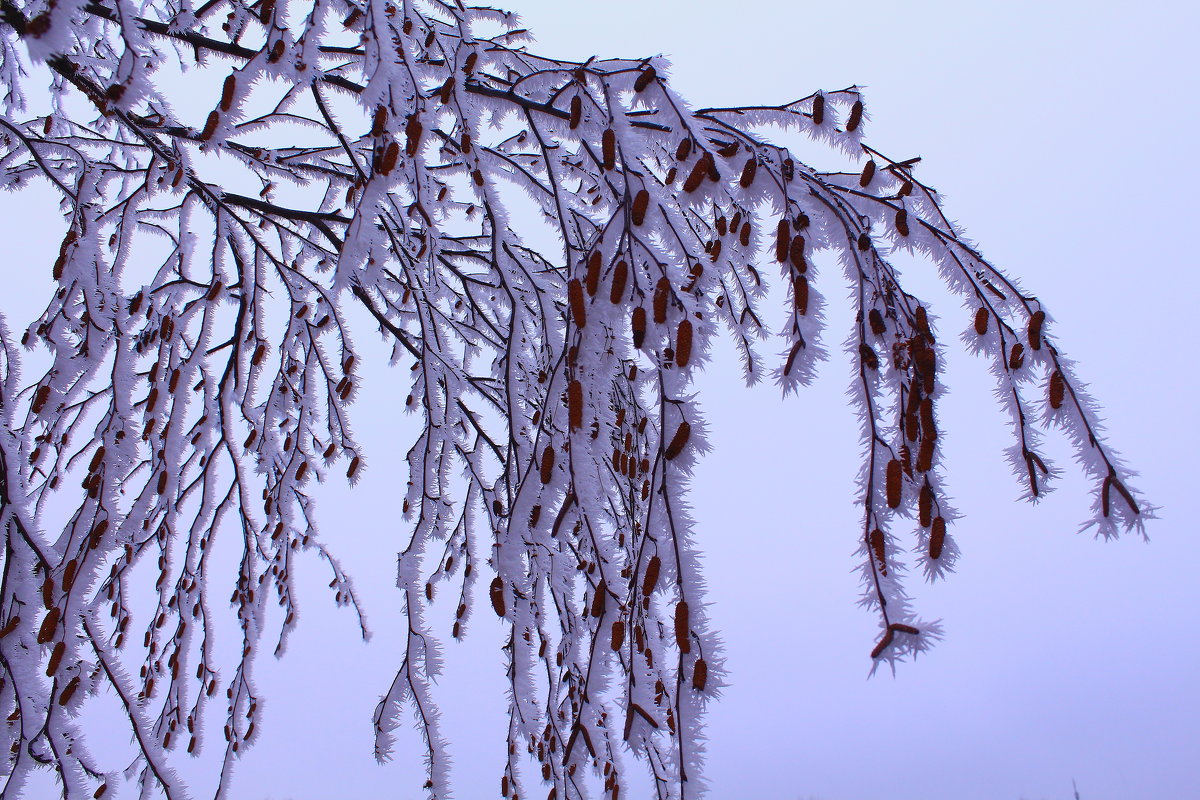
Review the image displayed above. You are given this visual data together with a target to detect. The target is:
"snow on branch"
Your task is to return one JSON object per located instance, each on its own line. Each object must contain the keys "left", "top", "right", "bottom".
{"left": 0, "top": 1, "right": 1149, "bottom": 798}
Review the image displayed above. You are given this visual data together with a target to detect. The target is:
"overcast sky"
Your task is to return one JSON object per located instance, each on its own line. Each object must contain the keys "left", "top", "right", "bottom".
{"left": 3, "top": 2, "right": 1197, "bottom": 799}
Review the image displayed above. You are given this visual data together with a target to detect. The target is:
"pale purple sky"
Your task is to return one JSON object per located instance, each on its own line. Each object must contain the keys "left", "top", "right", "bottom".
{"left": 3, "top": 2, "right": 1196, "bottom": 799}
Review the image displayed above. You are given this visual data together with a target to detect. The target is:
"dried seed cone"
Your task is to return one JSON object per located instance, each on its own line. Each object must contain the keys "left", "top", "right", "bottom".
{"left": 665, "top": 421, "right": 691, "bottom": 460}
{"left": 540, "top": 446, "right": 555, "bottom": 484}
{"left": 611, "top": 620, "right": 625, "bottom": 650}
{"left": 916, "top": 436, "right": 935, "bottom": 473}
{"left": 405, "top": 115, "right": 423, "bottom": 157}
{"left": 775, "top": 220, "right": 791, "bottom": 263}
{"left": 676, "top": 138, "right": 692, "bottom": 161}
{"left": 692, "top": 658, "right": 709, "bottom": 691}
{"left": 642, "top": 556, "right": 661, "bottom": 596}
{"left": 682, "top": 157, "right": 706, "bottom": 193}
{"left": 675, "top": 319, "right": 694, "bottom": 368}
{"left": 790, "top": 236, "right": 807, "bottom": 272}
{"left": 586, "top": 251, "right": 602, "bottom": 295}
{"left": 869, "top": 309, "right": 886, "bottom": 336}
{"left": 568, "top": 381, "right": 583, "bottom": 430}
{"left": 631, "top": 190, "right": 649, "bottom": 225}
{"left": 886, "top": 459, "right": 902, "bottom": 508}
{"left": 632, "top": 306, "right": 647, "bottom": 349}
{"left": 220, "top": 74, "right": 236, "bottom": 112}
{"left": 793, "top": 275, "right": 809, "bottom": 315}
{"left": 974, "top": 307, "right": 989, "bottom": 335}
{"left": 58, "top": 677, "right": 79, "bottom": 706}
{"left": 857, "top": 231, "right": 871, "bottom": 251}
{"left": 870, "top": 528, "right": 886, "bottom": 572}
{"left": 1028, "top": 309, "right": 1046, "bottom": 350}
{"left": 568, "top": 278, "right": 587, "bottom": 328}
{"left": 634, "top": 65, "right": 657, "bottom": 92}
{"left": 602, "top": 129, "right": 616, "bottom": 171}
{"left": 919, "top": 484, "right": 933, "bottom": 527}
{"left": 674, "top": 601, "right": 690, "bottom": 654}
{"left": 739, "top": 221, "right": 751, "bottom": 247}
{"left": 739, "top": 156, "right": 757, "bottom": 188}
{"left": 591, "top": 579, "right": 607, "bottom": 617}
{"left": 569, "top": 95, "right": 582, "bottom": 129}
{"left": 46, "top": 641, "right": 64, "bottom": 676}
{"left": 381, "top": 142, "right": 400, "bottom": 174}
{"left": 371, "top": 105, "right": 387, "bottom": 137}
{"left": 859, "top": 160, "right": 876, "bottom": 188}
{"left": 610, "top": 260, "right": 629, "bottom": 304}
{"left": 870, "top": 628, "right": 894, "bottom": 659}
{"left": 929, "top": 516, "right": 947, "bottom": 559}
{"left": 1049, "top": 370, "right": 1065, "bottom": 409}
{"left": 490, "top": 577, "right": 505, "bottom": 617}
{"left": 653, "top": 277, "right": 670, "bottom": 324}
{"left": 1009, "top": 343, "right": 1025, "bottom": 370}
{"left": 847, "top": 100, "right": 864, "bottom": 132}
{"left": 200, "top": 110, "right": 219, "bottom": 141}
{"left": 37, "top": 608, "right": 60, "bottom": 644}
{"left": 811, "top": 93, "right": 825, "bottom": 125}
{"left": 894, "top": 208, "right": 909, "bottom": 236}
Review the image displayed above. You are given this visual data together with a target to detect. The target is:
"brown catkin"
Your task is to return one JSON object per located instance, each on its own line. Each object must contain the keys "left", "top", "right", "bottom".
{"left": 591, "top": 580, "right": 607, "bottom": 617}
{"left": 381, "top": 142, "right": 400, "bottom": 175}
{"left": 692, "top": 658, "right": 708, "bottom": 691}
{"left": 58, "top": 677, "right": 79, "bottom": 706}
{"left": 894, "top": 208, "right": 909, "bottom": 236}
{"left": 37, "top": 608, "right": 60, "bottom": 644}
{"left": 32, "top": 385, "right": 50, "bottom": 413}
{"left": 1049, "top": 370, "right": 1065, "bottom": 409}
{"left": 869, "top": 309, "right": 886, "bottom": 336}
{"left": 611, "top": 620, "right": 625, "bottom": 650}
{"left": 46, "top": 641, "right": 65, "bottom": 675}
{"left": 870, "top": 529, "right": 886, "bottom": 572}
{"left": 653, "top": 277, "right": 670, "bottom": 324}
{"left": 739, "top": 156, "right": 757, "bottom": 188}
{"left": 674, "top": 602, "right": 690, "bottom": 654}
{"left": 200, "top": 110, "right": 219, "bottom": 141}
{"left": 610, "top": 260, "right": 629, "bottom": 304}
{"left": 1009, "top": 343, "right": 1025, "bottom": 370}
{"left": 405, "top": 115, "right": 423, "bottom": 157}
{"left": 859, "top": 160, "right": 876, "bottom": 188}
{"left": 631, "top": 190, "right": 649, "bottom": 225}
{"left": 602, "top": 129, "right": 616, "bottom": 170}
{"left": 664, "top": 421, "right": 691, "bottom": 460}
{"left": 220, "top": 74, "right": 236, "bottom": 112}
{"left": 632, "top": 307, "right": 647, "bottom": 349}
{"left": 929, "top": 516, "right": 947, "bottom": 559}
{"left": 42, "top": 576, "right": 54, "bottom": 608}
{"left": 676, "top": 138, "right": 692, "bottom": 161}
{"left": 569, "top": 94, "right": 582, "bottom": 129}
{"left": 919, "top": 484, "right": 933, "bottom": 527}
{"left": 642, "top": 556, "right": 661, "bottom": 596}
{"left": 789, "top": 235, "right": 807, "bottom": 272}
{"left": 634, "top": 65, "right": 656, "bottom": 92}
{"left": 974, "top": 307, "right": 989, "bottom": 335}
{"left": 568, "top": 381, "right": 583, "bottom": 430}
{"left": 540, "top": 446, "right": 555, "bottom": 483}
{"left": 811, "top": 93, "right": 825, "bottom": 125}
{"left": 740, "top": 221, "right": 751, "bottom": 247}
{"left": 568, "top": 279, "right": 587, "bottom": 329}
{"left": 857, "top": 231, "right": 871, "bottom": 251}
{"left": 371, "top": 105, "right": 387, "bottom": 136}
{"left": 917, "top": 436, "right": 935, "bottom": 473}
{"left": 847, "top": 100, "right": 864, "bottom": 132}
{"left": 1028, "top": 309, "right": 1046, "bottom": 350}
{"left": 775, "top": 220, "right": 791, "bottom": 263}
{"left": 586, "top": 251, "right": 602, "bottom": 295}
{"left": 490, "top": 577, "right": 505, "bottom": 617}
{"left": 793, "top": 276, "right": 809, "bottom": 315}
{"left": 870, "top": 628, "right": 894, "bottom": 659}
{"left": 675, "top": 319, "right": 694, "bottom": 368}
{"left": 347, "top": 455, "right": 361, "bottom": 480}
{"left": 886, "top": 459, "right": 902, "bottom": 508}
{"left": 682, "top": 157, "right": 706, "bottom": 193}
